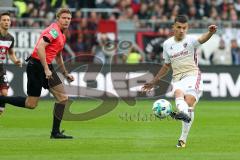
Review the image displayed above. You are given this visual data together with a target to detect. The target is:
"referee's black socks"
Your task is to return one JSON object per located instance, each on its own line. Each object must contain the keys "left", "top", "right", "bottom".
{"left": 0, "top": 96, "right": 26, "bottom": 108}
{"left": 52, "top": 103, "right": 65, "bottom": 134}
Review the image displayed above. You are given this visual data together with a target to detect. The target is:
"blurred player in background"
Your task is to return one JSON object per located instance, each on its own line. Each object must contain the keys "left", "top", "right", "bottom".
{"left": 142, "top": 15, "right": 217, "bottom": 147}
{"left": 0, "top": 12, "right": 22, "bottom": 115}
{"left": 0, "top": 8, "right": 74, "bottom": 139}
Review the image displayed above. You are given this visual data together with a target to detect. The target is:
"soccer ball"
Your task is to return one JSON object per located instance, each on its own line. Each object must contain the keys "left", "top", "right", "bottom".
{"left": 152, "top": 99, "right": 172, "bottom": 118}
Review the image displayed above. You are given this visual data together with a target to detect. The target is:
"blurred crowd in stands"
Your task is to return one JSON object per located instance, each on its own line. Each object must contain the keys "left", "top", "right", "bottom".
{"left": 12, "top": 0, "right": 240, "bottom": 23}
{"left": 7, "top": 0, "right": 240, "bottom": 65}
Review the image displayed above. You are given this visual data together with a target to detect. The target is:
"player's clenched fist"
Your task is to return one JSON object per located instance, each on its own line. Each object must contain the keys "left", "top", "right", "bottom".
{"left": 208, "top": 25, "right": 217, "bottom": 34}
{"left": 65, "top": 74, "right": 75, "bottom": 82}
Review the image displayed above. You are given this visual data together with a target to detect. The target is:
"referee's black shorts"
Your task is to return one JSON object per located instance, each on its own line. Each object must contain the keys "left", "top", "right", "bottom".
{"left": 26, "top": 57, "right": 62, "bottom": 97}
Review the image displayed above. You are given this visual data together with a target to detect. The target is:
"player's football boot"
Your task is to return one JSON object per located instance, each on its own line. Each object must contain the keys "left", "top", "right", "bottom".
{"left": 176, "top": 140, "right": 186, "bottom": 148}
{"left": 50, "top": 130, "right": 73, "bottom": 139}
{"left": 170, "top": 111, "right": 191, "bottom": 123}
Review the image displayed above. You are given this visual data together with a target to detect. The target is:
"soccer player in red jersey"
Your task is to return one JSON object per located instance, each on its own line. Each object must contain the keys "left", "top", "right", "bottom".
{"left": 0, "top": 8, "right": 74, "bottom": 139}
{"left": 0, "top": 12, "right": 22, "bottom": 114}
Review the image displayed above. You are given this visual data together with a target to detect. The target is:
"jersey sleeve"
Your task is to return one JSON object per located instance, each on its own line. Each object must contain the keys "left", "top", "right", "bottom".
{"left": 9, "top": 36, "right": 14, "bottom": 49}
{"left": 190, "top": 36, "right": 201, "bottom": 48}
{"left": 42, "top": 28, "right": 59, "bottom": 43}
{"left": 162, "top": 43, "right": 171, "bottom": 64}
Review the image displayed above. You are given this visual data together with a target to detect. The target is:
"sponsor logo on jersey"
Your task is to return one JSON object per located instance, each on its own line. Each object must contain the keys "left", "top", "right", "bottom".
{"left": 49, "top": 28, "right": 58, "bottom": 39}
{"left": 171, "top": 50, "right": 189, "bottom": 59}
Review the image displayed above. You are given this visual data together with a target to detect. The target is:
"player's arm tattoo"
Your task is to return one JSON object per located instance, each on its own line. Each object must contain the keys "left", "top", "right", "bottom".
{"left": 150, "top": 63, "right": 171, "bottom": 85}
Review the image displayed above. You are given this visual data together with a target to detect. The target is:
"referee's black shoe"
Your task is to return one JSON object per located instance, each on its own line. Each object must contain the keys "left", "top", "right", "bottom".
{"left": 170, "top": 111, "right": 191, "bottom": 123}
{"left": 50, "top": 130, "right": 73, "bottom": 139}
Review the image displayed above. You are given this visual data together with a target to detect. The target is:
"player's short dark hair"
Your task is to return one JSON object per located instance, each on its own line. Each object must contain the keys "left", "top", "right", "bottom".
{"left": 0, "top": 12, "right": 10, "bottom": 19}
{"left": 174, "top": 15, "right": 188, "bottom": 23}
{"left": 56, "top": 8, "right": 72, "bottom": 19}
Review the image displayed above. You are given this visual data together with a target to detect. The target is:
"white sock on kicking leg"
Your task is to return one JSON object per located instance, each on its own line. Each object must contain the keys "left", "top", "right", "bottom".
{"left": 179, "top": 107, "right": 194, "bottom": 143}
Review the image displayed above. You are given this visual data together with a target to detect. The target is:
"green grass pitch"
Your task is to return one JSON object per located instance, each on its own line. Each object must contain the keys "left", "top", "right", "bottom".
{"left": 0, "top": 100, "right": 240, "bottom": 160}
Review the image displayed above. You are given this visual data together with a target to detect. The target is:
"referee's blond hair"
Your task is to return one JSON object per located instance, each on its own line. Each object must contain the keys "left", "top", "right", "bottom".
{"left": 56, "top": 8, "right": 72, "bottom": 19}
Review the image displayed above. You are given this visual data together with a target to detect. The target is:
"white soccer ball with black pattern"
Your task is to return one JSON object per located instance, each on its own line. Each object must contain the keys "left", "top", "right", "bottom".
{"left": 152, "top": 99, "right": 172, "bottom": 118}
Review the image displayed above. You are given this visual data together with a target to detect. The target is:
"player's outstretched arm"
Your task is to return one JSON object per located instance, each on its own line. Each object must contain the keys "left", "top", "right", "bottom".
{"left": 141, "top": 63, "right": 171, "bottom": 93}
{"left": 198, "top": 25, "right": 217, "bottom": 44}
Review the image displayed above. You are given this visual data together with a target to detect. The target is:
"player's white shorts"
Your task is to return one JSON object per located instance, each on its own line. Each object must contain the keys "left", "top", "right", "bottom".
{"left": 172, "top": 75, "right": 203, "bottom": 102}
